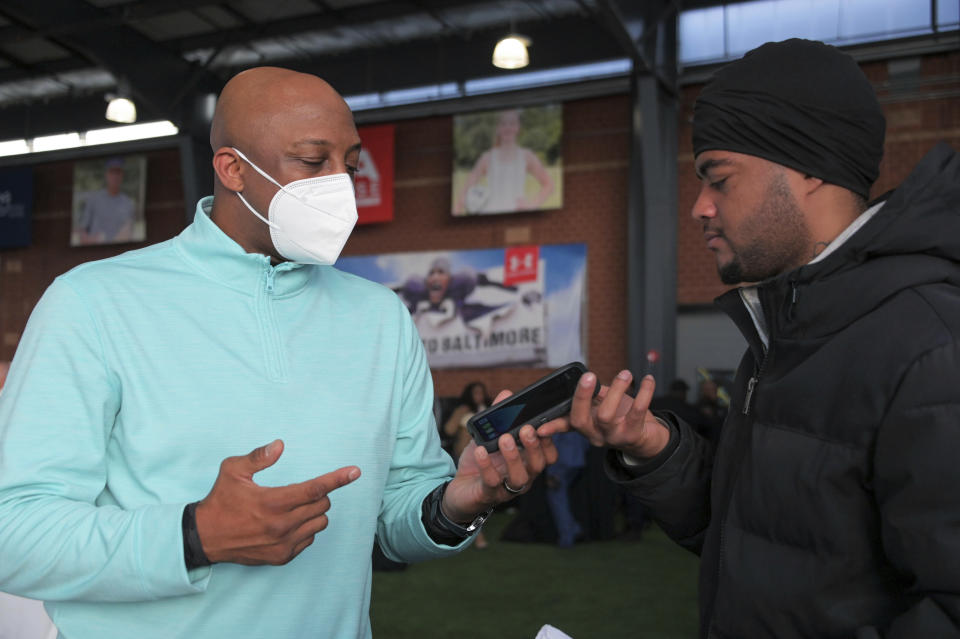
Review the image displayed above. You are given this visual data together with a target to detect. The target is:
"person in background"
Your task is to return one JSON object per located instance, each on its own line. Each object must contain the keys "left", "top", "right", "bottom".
{"left": 443, "top": 381, "right": 493, "bottom": 549}
{"left": 693, "top": 378, "right": 726, "bottom": 445}
{"left": 545, "top": 430, "right": 590, "bottom": 548}
{"left": 616, "top": 378, "right": 698, "bottom": 541}
{"left": 541, "top": 38, "right": 960, "bottom": 637}
{"left": 443, "top": 381, "right": 492, "bottom": 460}
{"left": 0, "top": 66, "right": 557, "bottom": 639}
{"left": 454, "top": 109, "right": 554, "bottom": 215}
{"left": 649, "top": 379, "right": 703, "bottom": 433}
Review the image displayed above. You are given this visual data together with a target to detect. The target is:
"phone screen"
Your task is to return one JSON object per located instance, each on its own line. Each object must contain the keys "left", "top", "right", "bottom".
{"left": 470, "top": 366, "right": 582, "bottom": 443}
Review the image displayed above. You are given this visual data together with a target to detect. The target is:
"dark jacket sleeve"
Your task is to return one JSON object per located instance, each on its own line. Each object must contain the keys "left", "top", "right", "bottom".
{"left": 604, "top": 412, "right": 714, "bottom": 554}
{"left": 867, "top": 339, "right": 960, "bottom": 638}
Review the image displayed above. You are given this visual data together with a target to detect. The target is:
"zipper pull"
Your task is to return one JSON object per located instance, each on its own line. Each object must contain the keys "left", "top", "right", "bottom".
{"left": 743, "top": 376, "right": 757, "bottom": 415}
{"left": 264, "top": 269, "right": 276, "bottom": 293}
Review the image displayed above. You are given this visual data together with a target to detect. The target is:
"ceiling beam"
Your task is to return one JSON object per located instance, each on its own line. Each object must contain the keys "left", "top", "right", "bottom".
{"left": 161, "top": 0, "right": 567, "bottom": 53}
{"left": 592, "top": 0, "right": 678, "bottom": 93}
{"left": 0, "top": 1, "right": 245, "bottom": 43}
{"left": 0, "top": 58, "right": 94, "bottom": 85}
{"left": 239, "top": 16, "right": 624, "bottom": 97}
{"left": 0, "top": 0, "right": 224, "bottom": 133}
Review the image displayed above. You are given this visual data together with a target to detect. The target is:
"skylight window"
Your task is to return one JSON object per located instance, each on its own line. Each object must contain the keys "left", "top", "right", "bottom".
{"left": 0, "top": 121, "right": 179, "bottom": 158}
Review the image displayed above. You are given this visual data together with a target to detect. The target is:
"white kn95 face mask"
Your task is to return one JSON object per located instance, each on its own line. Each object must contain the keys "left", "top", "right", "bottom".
{"left": 232, "top": 147, "right": 358, "bottom": 265}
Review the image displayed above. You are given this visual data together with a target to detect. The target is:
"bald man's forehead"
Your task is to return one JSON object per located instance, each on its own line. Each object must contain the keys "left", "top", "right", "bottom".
{"left": 269, "top": 103, "right": 360, "bottom": 153}
{"left": 211, "top": 66, "right": 356, "bottom": 152}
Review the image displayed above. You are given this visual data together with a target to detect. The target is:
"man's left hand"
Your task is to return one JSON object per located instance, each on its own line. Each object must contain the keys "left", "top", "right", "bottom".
{"left": 440, "top": 390, "right": 558, "bottom": 524}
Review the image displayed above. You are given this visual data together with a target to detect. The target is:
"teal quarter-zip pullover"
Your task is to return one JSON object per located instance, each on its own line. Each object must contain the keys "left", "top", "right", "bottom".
{"left": 0, "top": 197, "right": 462, "bottom": 638}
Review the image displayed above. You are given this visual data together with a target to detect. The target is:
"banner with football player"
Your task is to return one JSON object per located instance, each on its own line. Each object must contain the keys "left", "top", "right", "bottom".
{"left": 337, "top": 243, "right": 586, "bottom": 368}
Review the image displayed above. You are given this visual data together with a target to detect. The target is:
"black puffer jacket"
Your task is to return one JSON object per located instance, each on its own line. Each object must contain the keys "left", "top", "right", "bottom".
{"left": 619, "top": 143, "right": 960, "bottom": 638}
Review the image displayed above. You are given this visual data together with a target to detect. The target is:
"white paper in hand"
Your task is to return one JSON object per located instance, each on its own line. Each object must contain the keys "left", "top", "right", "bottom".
{"left": 534, "top": 624, "right": 574, "bottom": 639}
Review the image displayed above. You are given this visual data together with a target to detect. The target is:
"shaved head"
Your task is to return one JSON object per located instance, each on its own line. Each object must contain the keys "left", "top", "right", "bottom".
{"left": 211, "top": 66, "right": 353, "bottom": 159}
{"left": 207, "top": 66, "right": 361, "bottom": 261}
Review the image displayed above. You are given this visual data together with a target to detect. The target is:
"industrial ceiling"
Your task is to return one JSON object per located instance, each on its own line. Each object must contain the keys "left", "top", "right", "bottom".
{"left": 0, "top": 0, "right": 685, "bottom": 141}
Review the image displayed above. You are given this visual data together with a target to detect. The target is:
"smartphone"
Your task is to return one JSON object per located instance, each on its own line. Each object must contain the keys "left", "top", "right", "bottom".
{"left": 466, "top": 361, "right": 597, "bottom": 452}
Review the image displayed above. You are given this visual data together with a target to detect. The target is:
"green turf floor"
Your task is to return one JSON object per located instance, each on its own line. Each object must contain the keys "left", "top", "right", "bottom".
{"left": 370, "top": 512, "right": 700, "bottom": 639}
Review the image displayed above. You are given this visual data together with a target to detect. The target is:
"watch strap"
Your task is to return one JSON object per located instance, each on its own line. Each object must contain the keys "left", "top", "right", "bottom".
{"left": 182, "top": 502, "right": 212, "bottom": 569}
{"left": 421, "top": 481, "right": 492, "bottom": 546}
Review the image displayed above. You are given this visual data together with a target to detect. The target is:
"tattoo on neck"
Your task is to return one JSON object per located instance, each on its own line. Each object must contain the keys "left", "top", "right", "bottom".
{"left": 812, "top": 241, "right": 830, "bottom": 258}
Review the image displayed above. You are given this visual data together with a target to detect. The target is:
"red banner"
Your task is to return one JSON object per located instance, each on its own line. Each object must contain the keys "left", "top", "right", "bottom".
{"left": 356, "top": 124, "right": 395, "bottom": 225}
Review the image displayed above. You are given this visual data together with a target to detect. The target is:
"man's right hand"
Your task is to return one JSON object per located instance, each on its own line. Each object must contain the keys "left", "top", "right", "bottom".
{"left": 538, "top": 370, "right": 671, "bottom": 460}
{"left": 194, "top": 440, "right": 361, "bottom": 565}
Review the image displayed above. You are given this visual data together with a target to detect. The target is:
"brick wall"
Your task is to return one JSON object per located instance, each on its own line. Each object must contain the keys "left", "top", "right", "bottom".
{"left": 1, "top": 49, "right": 956, "bottom": 398}
{"left": 344, "top": 95, "right": 633, "bottom": 397}
{"left": 871, "top": 53, "right": 960, "bottom": 195}
{"left": 0, "top": 148, "right": 186, "bottom": 360}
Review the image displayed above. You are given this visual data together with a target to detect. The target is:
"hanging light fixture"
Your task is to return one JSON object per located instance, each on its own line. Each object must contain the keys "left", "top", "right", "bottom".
{"left": 105, "top": 81, "right": 137, "bottom": 124}
{"left": 105, "top": 97, "right": 137, "bottom": 124}
{"left": 492, "top": 33, "right": 530, "bottom": 69}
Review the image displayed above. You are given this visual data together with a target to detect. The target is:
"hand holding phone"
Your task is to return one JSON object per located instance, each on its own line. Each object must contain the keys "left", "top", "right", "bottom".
{"left": 466, "top": 362, "right": 598, "bottom": 452}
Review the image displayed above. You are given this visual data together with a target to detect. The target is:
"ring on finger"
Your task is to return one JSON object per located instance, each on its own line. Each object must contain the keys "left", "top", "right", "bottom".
{"left": 502, "top": 479, "right": 526, "bottom": 495}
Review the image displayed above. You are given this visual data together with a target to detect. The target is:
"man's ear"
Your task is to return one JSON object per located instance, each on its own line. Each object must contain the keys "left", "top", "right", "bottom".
{"left": 802, "top": 173, "right": 825, "bottom": 196}
{"left": 212, "top": 147, "right": 244, "bottom": 192}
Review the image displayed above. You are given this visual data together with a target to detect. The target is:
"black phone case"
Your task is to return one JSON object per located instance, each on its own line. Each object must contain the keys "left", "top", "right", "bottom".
{"left": 465, "top": 361, "right": 593, "bottom": 452}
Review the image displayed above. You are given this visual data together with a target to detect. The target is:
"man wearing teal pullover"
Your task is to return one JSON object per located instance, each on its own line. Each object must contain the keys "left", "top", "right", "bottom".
{"left": 0, "top": 67, "right": 556, "bottom": 638}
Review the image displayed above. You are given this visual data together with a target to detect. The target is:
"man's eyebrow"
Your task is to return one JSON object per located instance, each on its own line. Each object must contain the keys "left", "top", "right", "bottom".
{"left": 291, "top": 139, "right": 333, "bottom": 148}
{"left": 290, "top": 140, "right": 362, "bottom": 155}
{"left": 695, "top": 158, "right": 735, "bottom": 179}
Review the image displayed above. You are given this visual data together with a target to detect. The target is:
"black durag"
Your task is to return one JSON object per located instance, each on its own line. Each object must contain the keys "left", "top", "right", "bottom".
{"left": 692, "top": 39, "right": 886, "bottom": 199}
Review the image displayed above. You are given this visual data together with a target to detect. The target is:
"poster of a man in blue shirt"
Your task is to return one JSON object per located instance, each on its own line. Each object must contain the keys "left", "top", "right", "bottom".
{"left": 71, "top": 155, "right": 146, "bottom": 246}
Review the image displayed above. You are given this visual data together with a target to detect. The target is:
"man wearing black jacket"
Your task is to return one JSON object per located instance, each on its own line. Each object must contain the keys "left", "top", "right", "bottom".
{"left": 541, "top": 39, "right": 960, "bottom": 638}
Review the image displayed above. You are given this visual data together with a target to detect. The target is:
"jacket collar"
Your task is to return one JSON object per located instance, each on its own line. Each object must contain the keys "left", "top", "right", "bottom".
{"left": 737, "top": 201, "right": 885, "bottom": 350}
{"left": 720, "top": 143, "right": 960, "bottom": 344}
{"left": 173, "top": 196, "right": 314, "bottom": 297}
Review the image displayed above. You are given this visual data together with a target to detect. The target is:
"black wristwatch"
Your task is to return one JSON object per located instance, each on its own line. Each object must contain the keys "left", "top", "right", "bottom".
{"left": 421, "top": 481, "right": 493, "bottom": 545}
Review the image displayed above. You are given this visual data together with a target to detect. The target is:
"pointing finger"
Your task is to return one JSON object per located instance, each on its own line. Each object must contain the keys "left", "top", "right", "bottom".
{"left": 314, "top": 465, "right": 362, "bottom": 494}
{"left": 271, "top": 466, "right": 361, "bottom": 511}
